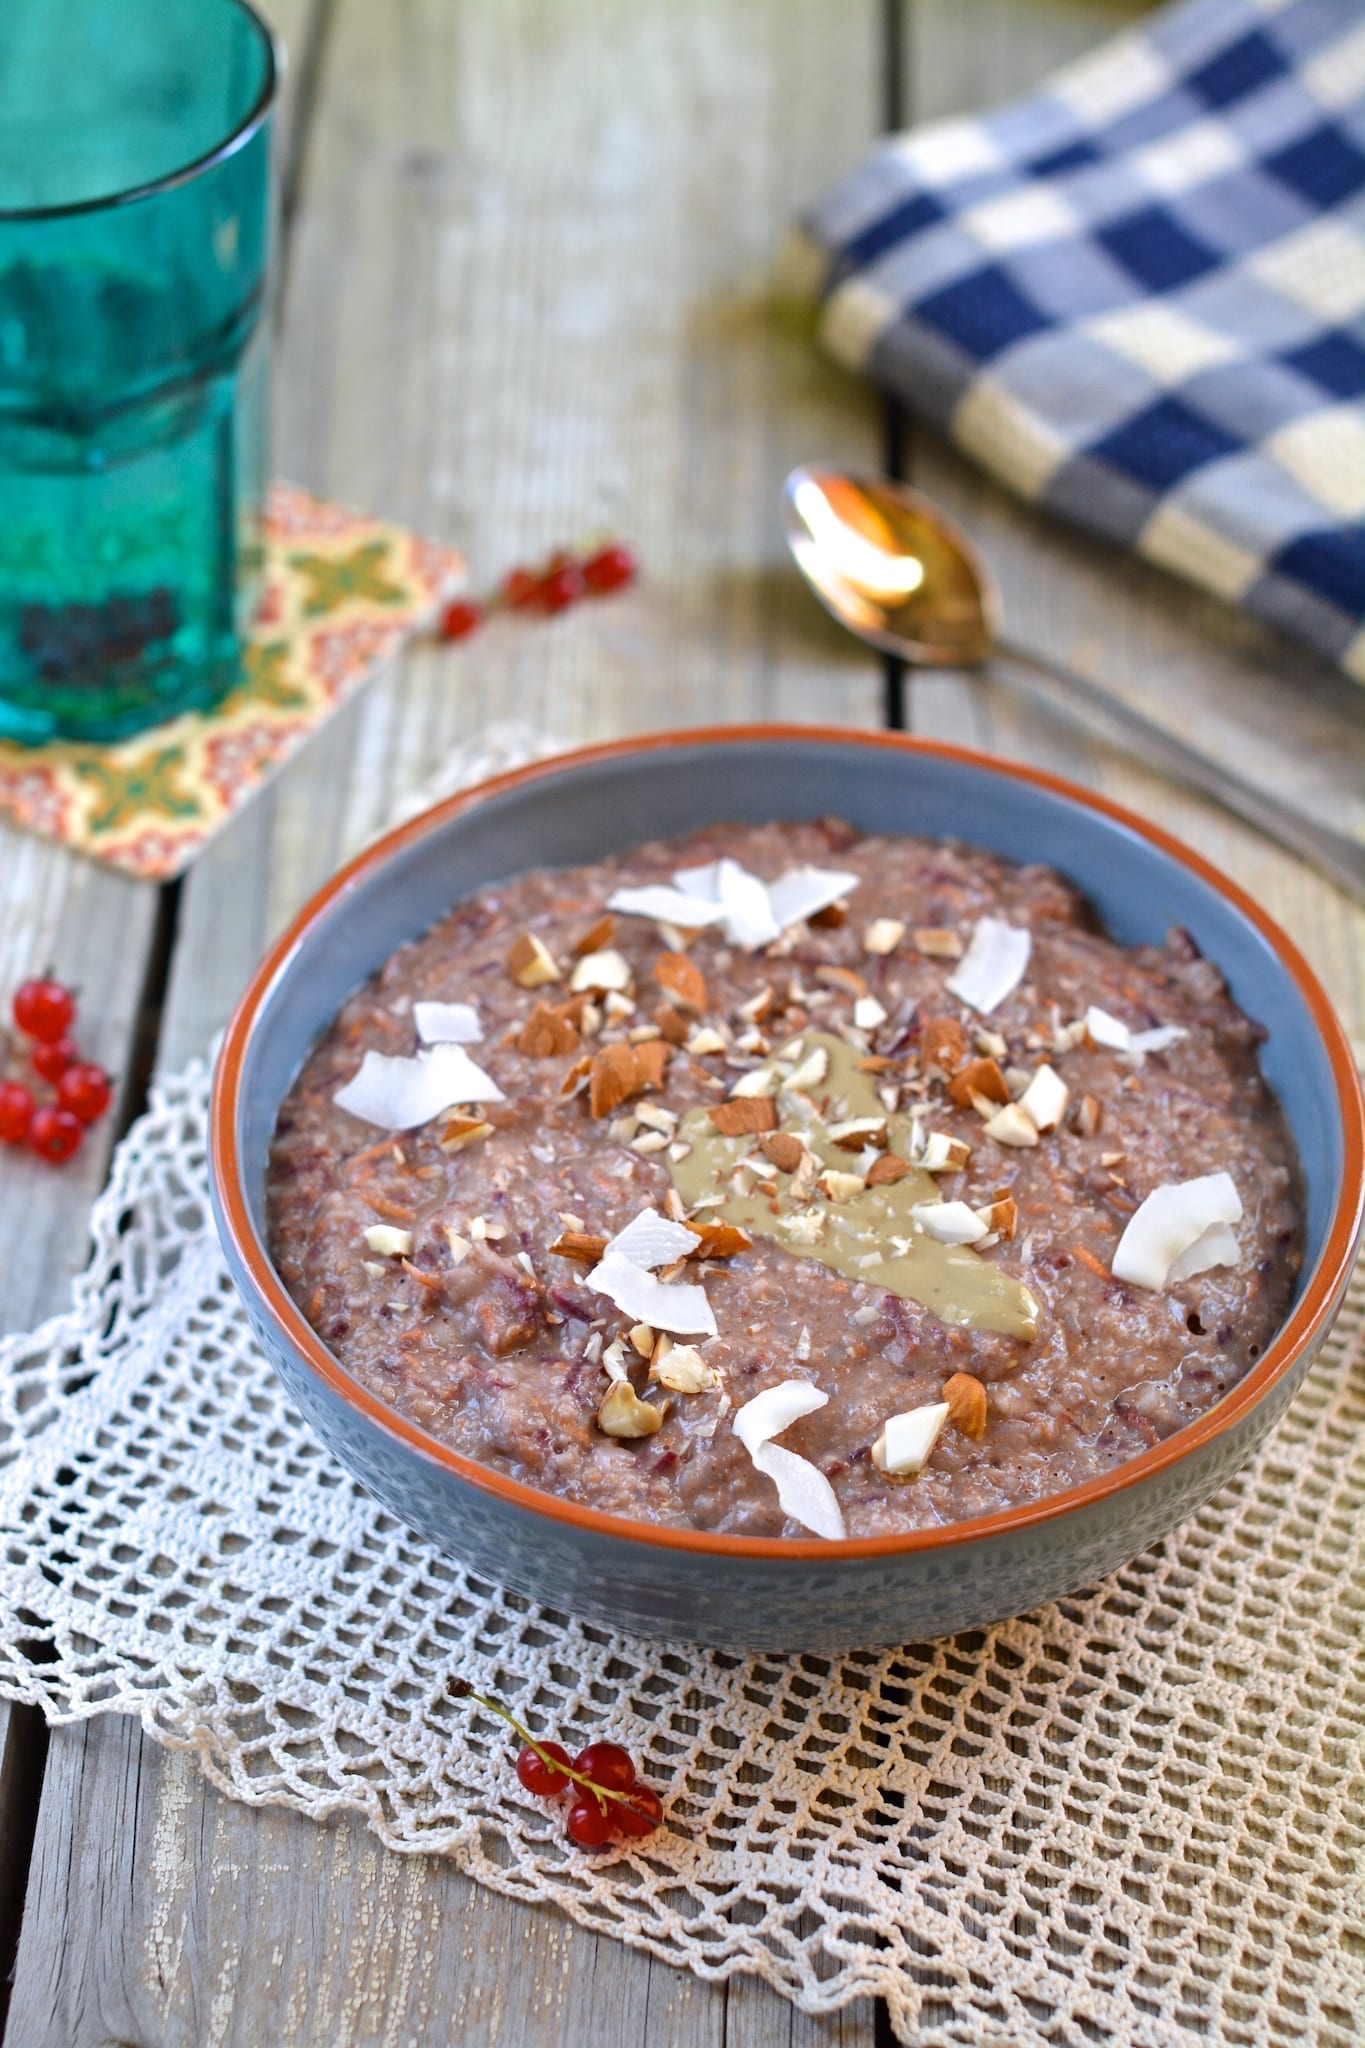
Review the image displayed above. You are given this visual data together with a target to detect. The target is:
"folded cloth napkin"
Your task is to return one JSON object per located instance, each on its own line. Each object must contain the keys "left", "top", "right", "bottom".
{"left": 791, "top": 0, "right": 1365, "bottom": 680}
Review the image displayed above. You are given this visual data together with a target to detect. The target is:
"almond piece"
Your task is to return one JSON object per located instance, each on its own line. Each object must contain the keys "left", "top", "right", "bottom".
{"left": 809, "top": 901, "right": 847, "bottom": 929}
{"left": 574, "top": 914, "right": 615, "bottom": 956}
{"left": 653, "top": 951, "right": 707, "bottom": 1014}
{"left": 1074, "top": 1093, "right": 1102, "bottom": 1138}
{"left": 817, "top": 1169, "right": 866, "bottom": 1202}
{"left": 589, "top": 1042, "right": 640, "bottom": 1118}
{"left": 914, "top": 927, "right": 964, "bottom": 960}
{"left": 947, "top": 1056, "right": 1009, "bottom": 1108}
{"left": 943, "top": 1371, "right": 988, "bottom": 1439}
{"left": 982, "top": 1101, "right": 1039, "bottom": 1148}
{"left": 632, "top": 1039, "right": 670, "bottom": 1091}
{"left": 815, "top": 964, "right": 868, "bottom": 998}
{"left": 977, "top": 1191, "right": 1018, "bottom": 1239}
{"left": 507, "top": 932, "right": 560, "bottom": 988}
{"left": 653, "top": 1003, "right": 690, "bottom": 1046}
{"left": 708, "top": 1097, "right": 777, "bottom": 1136}
{"left": 596, "top": 1381, "right": 665, "bottom": 1438}
{"left": 865, "top": 1152, "right": 911, "bottom": 1187}
{"left": 760, "top": 1131, "right": 807, "bottom": 1174}
{"left": 863, "top": 918, "right": 905, "bottom": 956}
{"left": 687, "top": 1221, "right": 752, "bottom": 1260}
{"left": 559, "top": 1053, "right": 593, "bottom": 1096}
{"left": 439, "top": 1115, "right": 494, "bottom": 1153}
{"left": 516, "top": 1001, "right": 580, "bottom": 1058}
{"left": 921, "top": 1017, "right": 969, "bottom": 1074}
{"left": 571, "top": 948, "right": 633, "bottom": 995}
{"left": 547, "top": 1230, "right": 609, "bottom": 1263}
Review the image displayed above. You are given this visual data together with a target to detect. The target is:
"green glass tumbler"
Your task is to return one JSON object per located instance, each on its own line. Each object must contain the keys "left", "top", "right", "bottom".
{"left": 0, "top": 0, "right": 278, "bottom": 743}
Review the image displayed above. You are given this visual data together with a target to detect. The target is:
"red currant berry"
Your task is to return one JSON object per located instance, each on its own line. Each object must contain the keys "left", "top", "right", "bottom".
{"left": 582, "top": 543, "right": 638, "bottom": 595}
{"left": 573, "top": 1741, "right": 635, "bottom": 1792}
{"left": 13, "top": 977, "right": 75, "bottom": 1043}
{"left": 565, "top": 1795, "right": 617, "bottom": 1849}
{"left": 57, "top": 1063, "right": 113, "bottom": 1125}
{"left": 502, "top": 566, "right": 541, "bottom": 609}
{"left": 31, "top": 1035, "right": 78, "bottom": 1083}
{"left": 615, "top": 1785, "right": 664, "bottom": 1839}
{"left": 516, "top": 1741, "right": 572, "bottom": 1797}
{"left": 438, "top": 598, "right": 483, "bottom": 643}
{"left": 28, "top": 1104, "right": 83, "bottom": 1163}
{"left": 538, "top": 563, "right": 585, "bottom": 615}
{"left": 0, "top": 1080, "right": 35, "bottom": 1144}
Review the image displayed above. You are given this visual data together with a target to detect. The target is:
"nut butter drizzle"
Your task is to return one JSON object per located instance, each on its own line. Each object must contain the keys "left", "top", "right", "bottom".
{"left": 670, "top": 1032, "right": 1040, "bottom": 1341}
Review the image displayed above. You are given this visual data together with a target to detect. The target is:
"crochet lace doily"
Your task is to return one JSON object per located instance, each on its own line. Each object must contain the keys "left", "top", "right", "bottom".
{"left": 1, "top": 732, "right": 1361, "bottom": 2048}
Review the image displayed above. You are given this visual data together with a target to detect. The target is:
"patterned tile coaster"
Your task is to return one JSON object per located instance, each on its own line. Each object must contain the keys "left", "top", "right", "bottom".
{"left": 0, "top": 482, "right": 465, "bottom": 879}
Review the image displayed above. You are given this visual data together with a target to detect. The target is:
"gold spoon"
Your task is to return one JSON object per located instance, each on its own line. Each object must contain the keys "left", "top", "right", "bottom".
{"left": 782, "top": 464, "right": 1365, "bottom": 906}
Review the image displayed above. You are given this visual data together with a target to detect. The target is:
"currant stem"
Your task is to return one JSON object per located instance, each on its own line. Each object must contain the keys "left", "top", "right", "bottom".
{"left": 448, "top": 1679, "right": 657, "bottom": 1819}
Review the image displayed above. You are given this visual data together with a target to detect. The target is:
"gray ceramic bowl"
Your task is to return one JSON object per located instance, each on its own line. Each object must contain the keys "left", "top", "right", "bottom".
{"left": 211, "top": 727, "right": 1364, "bottom": 1650}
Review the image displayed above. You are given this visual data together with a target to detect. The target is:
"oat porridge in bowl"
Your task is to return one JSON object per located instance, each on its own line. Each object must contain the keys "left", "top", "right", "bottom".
{"left": 212, "top": 730, "right": 1364, "bottom": 1647}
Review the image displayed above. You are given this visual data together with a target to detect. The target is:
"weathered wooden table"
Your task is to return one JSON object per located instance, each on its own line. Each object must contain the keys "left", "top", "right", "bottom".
{"left": 2, "top": 3, "right": 1361, "bottom": 2042}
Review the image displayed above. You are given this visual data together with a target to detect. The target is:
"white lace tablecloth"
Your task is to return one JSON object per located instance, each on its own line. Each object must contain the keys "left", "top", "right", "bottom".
{"left": 0, "top": 730, "right": 1360, "bottom": 2048}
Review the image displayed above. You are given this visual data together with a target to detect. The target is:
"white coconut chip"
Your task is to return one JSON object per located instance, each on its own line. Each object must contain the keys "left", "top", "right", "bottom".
{"left": 750, "top": 1442, "right": 847, "bottom": 1541}
{"left": 732, "top": 1379, "right": 829, "bottom": 1453}
{"left": 587, "top": 1250, "right": 718, "bottom": 1336}
{"left": 1085, "top": 1005, "right": 1133, "bottom": 1050}
{"left": 872, "top": 1401, "right": 950, "bottom": 1476}
{"left": 412, "top": 1001, "right": 482, "bottom": 1045}
{"left": 606, "top": 883, "right": 727, "bottom": 929}
{"left": 764, "top": 866, "right": 859, "bottom": 932}
{"left": 909, "top": 1200, "right": 989, "bottom": 1246}
{"left": 1111, "top": 1172, "right": 1242, "bottom": 1291}
{"left": 1167, "top": 1220, "right": 1242, "bottom": 1283}
{"left": 945, "top": 917, "right": 1032, "bottom": 1015}
{"left": 605, "top": 1208, "right": 703, "bottom": 1270}
{"left": 333, "top": 1044, "right": 504, "bottom": 1129}
{"left": 1129, "top": 1025, "right": 1188, "bottom": 1056}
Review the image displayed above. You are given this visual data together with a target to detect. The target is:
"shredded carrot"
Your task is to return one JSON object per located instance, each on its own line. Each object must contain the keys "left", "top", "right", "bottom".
{"left": 307, "top": 1287, "right": 324, "bottom": 1320}
{"left": 366, "top": 1194, "right": 416, "bottom": 1225}
{"left": 348, "top": 1138, "right": 401, "bottom": 1173}
{"left": 1072, "top": 1246, "right": 1110, "bottom": 1280}
{"left": 401, "top": 1259, "right": 445, "bottom": 1292}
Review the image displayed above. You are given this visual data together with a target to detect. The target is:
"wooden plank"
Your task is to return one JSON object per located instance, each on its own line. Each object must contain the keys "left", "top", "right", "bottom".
{"left": 898, "top": 0, "right": 1365, "bottom": 1039}
{"left": 11, "top": 2, "right": 885, "bottom": 2043}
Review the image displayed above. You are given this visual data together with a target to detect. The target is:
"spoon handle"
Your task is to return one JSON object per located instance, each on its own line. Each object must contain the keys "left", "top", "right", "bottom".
{"left": 991, "top": 637, "right": 1365, "bottom": 909}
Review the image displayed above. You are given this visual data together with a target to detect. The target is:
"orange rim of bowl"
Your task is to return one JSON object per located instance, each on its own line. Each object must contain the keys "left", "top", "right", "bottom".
{"left": 212, "top": 725, "right": 1365, "bottom": 1562}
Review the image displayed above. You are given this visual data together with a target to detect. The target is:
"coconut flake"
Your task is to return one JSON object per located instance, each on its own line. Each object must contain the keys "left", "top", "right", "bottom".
{"left": 605, "top": 1208, "right": 703, "bottom": 1270}
{"left": 413, "top": 1001, "right": 482, "bottom": 1045}
{"left": 945, "top": 918, "right": 1031, "bottom": 1015}
{"left": 910, "top": 1200, "right": 989, "bottom": 1246}
{"left": 733, "top": 1379, "right": 829, "bottom": 1453}
{"left": 765, "top": 866, "right": 859, "bottom": 932}
{"left": 1167, "top": 1220, "right": 1242, "bottom": 1283}
{"left": 1085, "top": 1005, "right": 1133, "bottom": 1050}
{"left": 1129, "top": 1025, "right": 1188, "bottom": 1057}
{"left": 751, "top": 1442, "right": 846, "bottom": 1540}
{"left": 1111, "top": 1172, "right": 1243, "bottom": 1291}
{"left": 587, "top": 1249, "right": 717, "bottom": 1335}
{"left": 607, "top": 883, "right": 726, "bottom": 929}
{"left": 872, "top": 1401, "right": 950, "bottom": 1476}
{"left": 334, "top": 1044, "right": 504, "bottom": 1128}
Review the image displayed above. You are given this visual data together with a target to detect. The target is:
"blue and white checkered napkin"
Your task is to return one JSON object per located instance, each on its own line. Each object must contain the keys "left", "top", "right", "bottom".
{"left": 792, "top": 0, "right": 1365, "bottom": 681}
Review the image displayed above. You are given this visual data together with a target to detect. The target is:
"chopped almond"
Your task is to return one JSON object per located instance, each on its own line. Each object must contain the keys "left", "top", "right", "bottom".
{"left": 947, "top": 1056, "right": 1009, "bottom": 1108}
{"left": 1075, "top": 1093, "right": 1102, "bottom": 1138}
{"left": 653, "top": 951, "right": 707, "bottom": 1014}
{"left": 589, "top": 1042, "right": 640, "bottom": 1118}
{"left": 687, "top": 1221, "right": 752, "bottom": 1260}
{"left": 548, "top": 1229, "right": 608, "bottom": 1262}
{"left": 921, "top": 1017, "right": 969, "bottom": 1073}
{"left": 865, "top": 1152, "right": 911, "bottom": 1187}
{"left": 818, "top": 1169, "right": 866, "bottom": 1202}
{"left": 570, "top": 948, "right": 632, "bottom": 994}
{"left": 628, "top": 1322, "right": 655, "bottom": 1358}
{"left": 814, "top": 964, "right": 867, "bottom": 998}
{"left": 856, "top": 1054, "right": 894, "bottom": 1073}
{"left": 983, "top": 1102, "right": 1039, "bottom": 1148}
{"left": 809, "top": 901, "right": 847, "bottom": 929}
{"left": 596, "top": 1381, "right": 665, "bottom": 1438}
{"left": 632, "top": 1039, "right": 670, "bottom": 1091}
{"left": 439, "top": 1115, "right": 494, "bottom": 1153}
{"left": 516, "top": 1001, "right": 580, "bottom": 1058}
{"left": 943, "top": 1371, "right": 988, "bottom": 1439}
{"left": 976, "top": 1193, "right": 1018, "bottom": 1239}
{"left": 574, "top": 914, "right": 615, "bottom": 956}
{"left": 559, "top": 1053, "right": 592, "bottom": 1096}
{"left": 708, "top": 1097, "right": 778, "bottom": 1136}
{"left": 506, "top": 931, "right": 560, "bottom": 988}
{"left": 863, "top": 918, "right": 905, "bottom": 956}
{"left": 914, "top": 927, "right": 964, "bottom": 960}
{"left": 653, "top": 1004, "right": 689, "bottom": 1045}
{"left": 828, "top": 1115, "right": 888, "bottom": 1151}
{"left": 760, "top": 1131, "right": 807, "bottom": 1174}
{"left": 736, "top": 985, "right": 776, "bottom": 1024}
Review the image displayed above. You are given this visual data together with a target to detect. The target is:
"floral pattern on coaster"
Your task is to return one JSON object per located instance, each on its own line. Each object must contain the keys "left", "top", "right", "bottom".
{"left": 0, "top": 482, "right": 465, "bottom": 879}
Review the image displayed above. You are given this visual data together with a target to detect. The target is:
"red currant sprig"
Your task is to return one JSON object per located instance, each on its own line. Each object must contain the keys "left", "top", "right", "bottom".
{"left": 448, "top": 1679, "right": 666, "bottom": 1849}
{"left": 3, "top": 974, "right": 114, "bottom": 1165}
{"left": 436, "top": 539, "right": 638, "bottom": 643}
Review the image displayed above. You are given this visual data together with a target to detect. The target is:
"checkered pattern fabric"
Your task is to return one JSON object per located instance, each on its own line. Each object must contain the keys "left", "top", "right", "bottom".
{"left": 794, "top": 0, "right": 1365, "bottom": 681}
